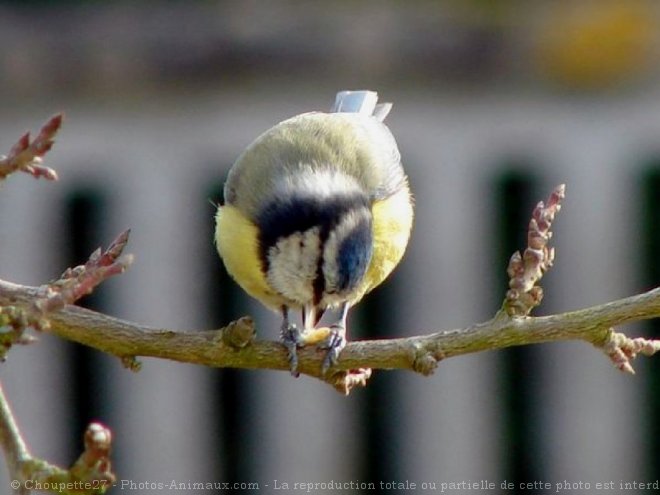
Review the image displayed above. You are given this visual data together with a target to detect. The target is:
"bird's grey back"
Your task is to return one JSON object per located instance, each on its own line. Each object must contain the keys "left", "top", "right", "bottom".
{"left": 224, "top": 112, "right": 407, "bottom": 219}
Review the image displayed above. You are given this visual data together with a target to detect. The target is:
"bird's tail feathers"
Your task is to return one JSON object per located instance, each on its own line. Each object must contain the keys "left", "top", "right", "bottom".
{"left": 332, "top": 90, "right": 392, "bottom": 122}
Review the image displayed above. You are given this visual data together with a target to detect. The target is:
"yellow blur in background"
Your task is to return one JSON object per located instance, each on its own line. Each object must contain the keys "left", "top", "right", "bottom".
{"left": 535, "top": 1, "right": 656, "bottom": 89}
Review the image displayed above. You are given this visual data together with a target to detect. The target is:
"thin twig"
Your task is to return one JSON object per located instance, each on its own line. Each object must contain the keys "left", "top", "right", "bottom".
{"left": 0, "top": 381, "right": 30, "bottom": 494}
{"left": 0, "top": 231, "right": 133, "bottom": 361}
{"left": 0, "top": 387, "right": 115, "bottom": 495}
{"left": 35, "top": 229, "right": 134, "bottom": 315}
{"left": 0, "top": 114, "right": 63, "bottom": 182}
{"left": 505, "top": 184, "right": 565, "bottom": 316}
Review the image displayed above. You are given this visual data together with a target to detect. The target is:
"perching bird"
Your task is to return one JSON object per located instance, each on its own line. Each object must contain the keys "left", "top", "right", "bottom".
{"left": 215, "top": 90, "right": 413, "bottom": 375}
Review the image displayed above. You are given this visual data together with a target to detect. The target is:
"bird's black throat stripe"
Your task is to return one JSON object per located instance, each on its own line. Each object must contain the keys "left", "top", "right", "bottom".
{"left": 312, "top": 227, "right": 330, "bottom": 307}
{"left": 257, "top": 192, "right": 372, "bottom": 305}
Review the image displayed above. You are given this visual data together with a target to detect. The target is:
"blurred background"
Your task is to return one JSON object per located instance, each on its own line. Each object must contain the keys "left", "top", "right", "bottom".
{"left": 0, "top": 0, "right": 659, "bottom": 492}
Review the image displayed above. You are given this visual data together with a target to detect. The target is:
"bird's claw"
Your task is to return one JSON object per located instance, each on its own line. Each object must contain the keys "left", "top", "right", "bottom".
{"left": 319, "top": 324, "right": 347, "bottom": 376}
{"left": 281, "top": 319, "right": 347, "bottom": 377}
{"left": 281, "top": 323, "right": 305, "bottom": 377}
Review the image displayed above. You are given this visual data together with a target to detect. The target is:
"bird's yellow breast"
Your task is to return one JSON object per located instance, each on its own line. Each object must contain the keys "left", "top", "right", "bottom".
{"left": 356, "top": 186, "right": 413, "bottom": 302}
{"left": 215, "top": 205, "right": 288, "bottom": 310}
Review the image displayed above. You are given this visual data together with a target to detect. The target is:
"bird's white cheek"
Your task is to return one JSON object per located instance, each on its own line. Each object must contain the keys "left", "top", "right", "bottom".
{"left": 266, "top": 228, "right": 321, "bottom": 304}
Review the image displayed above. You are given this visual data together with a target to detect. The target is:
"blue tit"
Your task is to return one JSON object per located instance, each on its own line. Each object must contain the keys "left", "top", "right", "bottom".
{"left": 215, "top": 90, "right": 413, "bottom": 375}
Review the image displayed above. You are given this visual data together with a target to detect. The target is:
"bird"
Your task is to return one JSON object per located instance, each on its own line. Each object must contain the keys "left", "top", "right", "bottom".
{"left": 214, "top": 90, "right": 413, "bottom": 376}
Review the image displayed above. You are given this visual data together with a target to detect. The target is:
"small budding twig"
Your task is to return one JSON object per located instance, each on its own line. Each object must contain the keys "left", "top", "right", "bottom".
{"left": 2, "top": 380, "right": 115, "bottom": 494}
{"left": 504, "top": 184, "right": 565, "bottom": 316}
{"left": 599, "top": 329, "right": 660, "bottom": 375}
{"left": 19, "top": 423, "right": 114, "bottom": 494}
{"left": 66, "top": 423, "right": 115, "bottom": 490}
{"left": 0, "top": 230, "right": 134, "bottom": 360}
{"left": 328, "top": 368, "right": 372, "bottom": 395}
{"left": 497, "top": 183, "right": 660, "bottom": 375}
{"left": 36, "top": 230, "right": 134, "bottom": 315}
{"left": 0, "top": 114, "right": 63, "bottom": 182}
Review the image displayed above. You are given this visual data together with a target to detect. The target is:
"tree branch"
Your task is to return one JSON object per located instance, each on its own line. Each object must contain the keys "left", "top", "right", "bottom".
{"left": 0, "top": 279, "right": 658, "bottom": 394}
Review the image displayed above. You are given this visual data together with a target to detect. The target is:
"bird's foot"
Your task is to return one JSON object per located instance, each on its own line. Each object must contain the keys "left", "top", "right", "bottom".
{"left": 280, "top": 323, "right": 305, "bottom": 377}
{"left": 319, "top": 324, "right": 347, "bottom": 376}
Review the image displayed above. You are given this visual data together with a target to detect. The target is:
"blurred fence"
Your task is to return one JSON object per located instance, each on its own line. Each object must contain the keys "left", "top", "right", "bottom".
{"left": 0, "top": 88, "right": 659, "bottom": 492}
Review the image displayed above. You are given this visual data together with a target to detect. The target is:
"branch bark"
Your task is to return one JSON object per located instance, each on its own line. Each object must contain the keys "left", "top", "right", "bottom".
{"left": 2, "top": 278, "right": 659, "bottom": 394}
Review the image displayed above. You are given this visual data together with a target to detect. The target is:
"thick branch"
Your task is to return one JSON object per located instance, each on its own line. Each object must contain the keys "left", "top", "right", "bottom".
{"left": 1, "top": 278, "right": 658, "bottom": 393}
